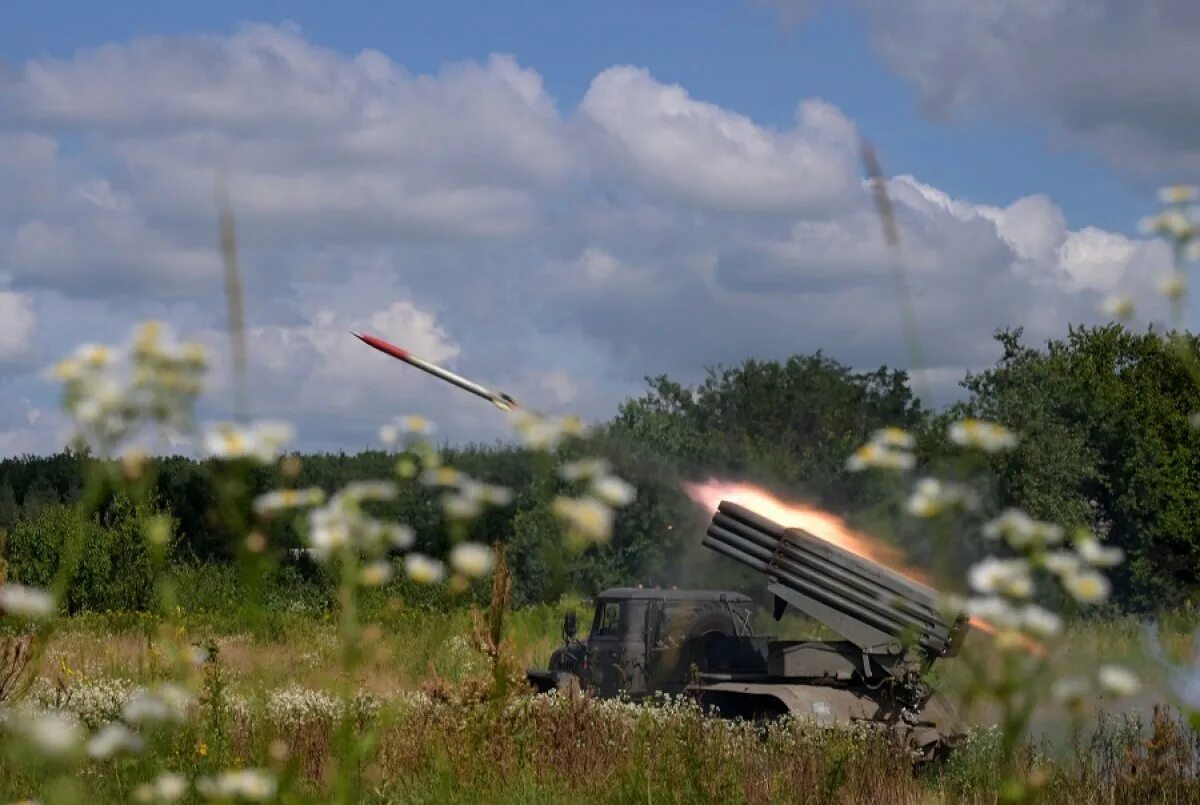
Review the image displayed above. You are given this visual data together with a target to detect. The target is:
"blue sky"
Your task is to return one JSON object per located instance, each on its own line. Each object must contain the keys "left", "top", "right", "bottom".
{"left": 0, "top": 1, "right": 1191, "bottom": 456}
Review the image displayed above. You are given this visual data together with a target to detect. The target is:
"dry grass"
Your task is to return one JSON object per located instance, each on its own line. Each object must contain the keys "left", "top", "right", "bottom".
{"left": 9, "top": 669, "right": 1198, "bottom": 804}
{"left": 9, "top": 604, "right": 1200, "bottom": 802}
{"left": 34, "top": 602, "right": 572, "bottom": 697}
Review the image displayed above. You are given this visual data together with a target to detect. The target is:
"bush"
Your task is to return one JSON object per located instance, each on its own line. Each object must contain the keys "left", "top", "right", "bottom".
{"left": 5, "top": 496, "right": 164, "bottom": 614}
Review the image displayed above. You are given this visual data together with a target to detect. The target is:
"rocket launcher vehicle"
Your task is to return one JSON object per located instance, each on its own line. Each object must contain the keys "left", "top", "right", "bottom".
{"left": 703, "top": 500, "right": 970, "bottom": 667}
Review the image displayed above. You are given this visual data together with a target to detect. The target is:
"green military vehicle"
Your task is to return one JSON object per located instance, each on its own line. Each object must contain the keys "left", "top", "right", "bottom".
{"left": 527, "top": 500, "right": 970, "bottom": 760}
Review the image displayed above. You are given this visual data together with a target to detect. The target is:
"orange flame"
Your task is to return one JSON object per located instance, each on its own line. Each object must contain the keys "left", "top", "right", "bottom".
{"left": 684, "top": 479, "right": 1044, "bottom": 656}
{"left": 966, "top": 617, "right": 1044, "bottom": 656}
{"left": 683, "top": 479, "right": 930, "bottom": 583}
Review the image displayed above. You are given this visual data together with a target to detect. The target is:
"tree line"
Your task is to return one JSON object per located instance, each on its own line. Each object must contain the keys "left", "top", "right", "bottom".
{"left": 2, "top": 324, "right": 1197, "bottom": 614}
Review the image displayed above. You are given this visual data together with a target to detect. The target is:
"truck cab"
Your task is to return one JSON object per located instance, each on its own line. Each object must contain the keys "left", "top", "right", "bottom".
{"left": 527, "top": 587, "right": 763, "bottom": 699}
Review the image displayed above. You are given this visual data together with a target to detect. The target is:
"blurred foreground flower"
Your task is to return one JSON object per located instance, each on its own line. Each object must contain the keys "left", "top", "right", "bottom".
{"left": 1158, "top": 184, "right": 1198, "bottom": 205}
{"left": 122, "top": 684, "right": 193, "bottom": 725}
{"left": 442, "top": 492, "right": 482, "bottom": 520}
{"left": 870, "top": 426, "right": 915, "bottom": 450}
{"left": 982, "top": 509, "right": 1064, "bottom": 549}
{"left": 335, "top": 480, "right": 397, "bottom": 504}
{"left": 510, "top": 410, "right": 586, "bottom": 451}
{"left": 302, "top": 478, "right": 413, "bottom": 563}
{"left": 203, "top": 420, "right": 295, "bottom": 463}
{"left": 86, "top": 722, "right": 144, "bottom": 759}
{"left": 421, "top": 467, "right": 464, "bottom": 488}
{"left": 252, "top": 487, "right": 325, "bottom": 517}
{"left": 906, "top": 477, "right": 979, "bottom": 517}
{"left": 1101, "top": 294, "right": 1135, "bottom": 321}
{"left": 846, "top": 442, "right": 914, "bottom": 472}
{"left": 1075, "top": 535, "right": 1124, "bottom": 567}
{"left": 196, "top": 769, "right": 276, "bottom": 801}
{"left": 968, "top": 557, "right": 1033, "bottom": 599}
{"left": 560, "top": 458, "right": 611, "bottom": 481}
{"left": 0, "top": 584, "right": 55, "bottom": 619}
{"left": 1157, "top": 273, "right": 1187, "bottom": 301}
{"left": 591, "top": 475, "right": 636, "bottom": 507}
{"left": 1140, "top": 210, "right": 1194, "bottom": 241}
{"left": 964, "top": 596, "right": 1019, "bottom": 629}
{"left": 1062, "top": 568, "right": 1111, "bottom": 604}
{"left": 1040, "top": 550, "right": 1081, "bottom": 577}
{"left": 49, "top": 321, "right": 210, "bottom": 453}
{"left": 399, "top": 414, "right": 435, "bottom": 435}
{"left": 450, "top": 542, "right": 494, "bottom": 578}
{"left": 1019, "top": 604, "right": 1062, "bottom": 638}
{"left": 553, "top": 496, "right": 616, "bottom": 545}
{"left": 10, "top": 711, "right": 83, "bottom": 758}
{"left": 1098, "top": 665, "right": 1141, "bottom": 697}
{"left": 405, "top": 553, "right": 446, "bottom": 584}
{"left": 948, "top": 419, "right": 1017, "bottom": 452}
{"left": 359, "top": 560, "right": 394, "bottom": 587}
{"left": 381, "top": 414, "right": 436, "bottom": 447}
{"left": 133, "top": 772, "right": 189, "bottom": 803}
{"left": 422, "top": 467, "right": 513, "bottom": 522}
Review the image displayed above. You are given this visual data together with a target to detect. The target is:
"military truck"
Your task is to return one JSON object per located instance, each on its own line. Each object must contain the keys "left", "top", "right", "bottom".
{"left": 526, "top": 500, "right": 970, "bottom": 759}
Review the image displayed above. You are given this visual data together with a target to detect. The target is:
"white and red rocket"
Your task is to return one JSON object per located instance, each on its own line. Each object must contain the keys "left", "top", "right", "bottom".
{"left": 351, "top": 330, "right": 520, "bottom": 412}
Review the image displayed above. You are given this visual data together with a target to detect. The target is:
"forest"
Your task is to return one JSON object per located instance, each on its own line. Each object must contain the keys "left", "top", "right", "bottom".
{"left": 3, "top": 322, "right": 1196, "bottom": 617}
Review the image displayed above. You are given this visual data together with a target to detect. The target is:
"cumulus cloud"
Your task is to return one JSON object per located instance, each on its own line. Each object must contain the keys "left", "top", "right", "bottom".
{"left": 580, "top": 66, "right": 861, "bottom": 214}
{"left": 0, "top": 22, "right": 1174, "bottom": 455}
{"left": 0, "top": 291, "right": 36, "bottom": 362}
{"left": 0, "top": 133, "right": 59, "bottom": 215}
{"left": 543, "top": 175, "right": 1171, "bottom": 391}
{"left": 1, "top": 23, "right": 575, "bottom": 298}
{"left": 761, "top": 0, "right": 1200, "bottom": 177}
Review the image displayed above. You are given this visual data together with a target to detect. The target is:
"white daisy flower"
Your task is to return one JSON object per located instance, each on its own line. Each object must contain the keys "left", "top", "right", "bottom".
{"left": 591, "top": 475, "right": 636, "bottom": 507}
{"left": 870, "top": 427, "right": 915, "bottom": 450}
{"left": 1063, "top": 569, "right": 1111, "bottom": 604}
{"left": 1019, "top": 604, "right": 1062, "bottom": 638}
{"left": 0, "top": 584, "right": 55, "bottom": 619}
{"left": 86, "top": 722, "right": 144, "bottom": 759}
{"left": 1076, "top": 538, "right": 1124, "bottom": 568}
{"left": 845, "top": 442, "right": 915, "bottom": 472}
{"left": 404, "top": 553, "right": 446, "bottom": 584}
{"left": 948, "top": 419, "right": 1018, "bottom": 452}
{"left": 1098, "top": 664, "right": 1141, "bottom": 697}
{"left": 450, "top": 542, "right": 495, "bottom": 578}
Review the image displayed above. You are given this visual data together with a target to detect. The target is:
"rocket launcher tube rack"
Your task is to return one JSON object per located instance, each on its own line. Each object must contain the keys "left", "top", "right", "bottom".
{"left": 704, "top": 501, "right": 968, "bottom": 660}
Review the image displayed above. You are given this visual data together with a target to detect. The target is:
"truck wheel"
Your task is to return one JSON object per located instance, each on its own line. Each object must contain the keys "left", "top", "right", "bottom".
{"left": 671, "top": 601, "right": 742, "bottom": 642}
{"left": 656, "top": 602, "right": 745, "bottom": 685}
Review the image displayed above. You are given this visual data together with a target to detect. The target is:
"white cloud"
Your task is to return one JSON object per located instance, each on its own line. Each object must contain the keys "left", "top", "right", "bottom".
{"left": 2, "top": 23, "right": 577, "bottom": 297}
{"left": 0, "top": 292, "right": 36, "bottom": 361}
{"left": 0, "top": 133, "right": 59, "bottom": 215}
{"left": 580, "top": 66, "right": 860, "bottom": 214}
{"left": 760, "top": 0, "right": 1200, "bottom": 177}
{"left": 0, "top": 23, "right": 1175, "bottom": 455}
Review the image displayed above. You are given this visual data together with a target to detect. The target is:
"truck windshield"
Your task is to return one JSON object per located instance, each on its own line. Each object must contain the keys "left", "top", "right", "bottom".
{"left": 591, "top": 601, "right": 622, "bottom": 636}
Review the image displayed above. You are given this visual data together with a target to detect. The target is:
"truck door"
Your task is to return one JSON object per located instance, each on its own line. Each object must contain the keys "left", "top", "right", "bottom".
{"left": 643, "top": 598, "right": 671, "bottom": 692}
{"left": 587, "top": 599, "right": 626, "bottom": 696}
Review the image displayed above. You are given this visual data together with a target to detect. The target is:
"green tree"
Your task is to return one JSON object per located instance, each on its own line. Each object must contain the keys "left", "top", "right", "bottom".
{"left": 608, "top": 355, "right": 926, "bottom": 541}
{"left": 20, "top": 476, "right": 59, "bottom": 519}
{"left": 955, "top": 325, "right": 1200, "bottom": 611}
{"left": 7, "top": 496, "right": 169, "bottom": 614}
{"left": 0, "top": 480, "right": 16, "bottom": 532}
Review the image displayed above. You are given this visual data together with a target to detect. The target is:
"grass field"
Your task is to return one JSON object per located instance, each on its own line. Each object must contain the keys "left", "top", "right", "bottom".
{"left": 4, "top": 597, "right": 1200, "bottom": 803}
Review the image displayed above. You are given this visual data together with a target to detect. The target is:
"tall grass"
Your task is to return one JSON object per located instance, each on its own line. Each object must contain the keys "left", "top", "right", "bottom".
{"left": 5, "top": 651, "right": 1200, "bottom": 804}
